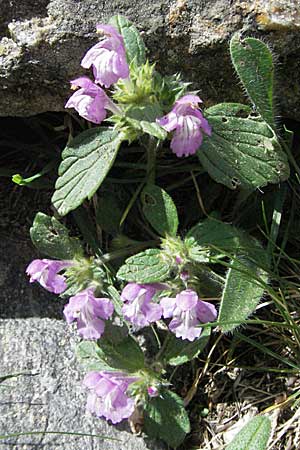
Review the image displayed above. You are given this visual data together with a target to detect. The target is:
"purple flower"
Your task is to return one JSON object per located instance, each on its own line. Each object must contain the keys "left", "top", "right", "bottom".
{"left": 121, "top": 283, "right": 164, "bottom": 329}
{"left": 63, "top": 288, "right": 114, "bottom": 340}
{"left": 65, "top": 76, "right": 119, "bottom": 124}
{"left": 161, "top": 289, "right": 217, "bottom": 341}
{"left": 81, "top": 24, "right": 129, "bottom": 88}
{"left": 157, "top": 94, "right": 212, "bottom": 157}
{"left": 26, "top": 259, "right": 72, "bottom": 294}
{"left": 83, "top": 371, "right": 137, "bottom": 424}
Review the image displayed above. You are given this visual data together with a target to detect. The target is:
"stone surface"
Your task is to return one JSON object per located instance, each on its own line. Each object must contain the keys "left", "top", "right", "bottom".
{"left": 0, "top": 0, "right": 299, "bottom": 119}
{"left": 0, "top": 318, "right": 164, "bottom": 450}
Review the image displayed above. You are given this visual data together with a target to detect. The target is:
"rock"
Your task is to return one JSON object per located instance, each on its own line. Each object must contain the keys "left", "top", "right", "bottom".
{"left": 0, "top": 0, "right": 299, "bottom": 119}
{"left": 0, "top": 318, "right": 164, "bottom": 450}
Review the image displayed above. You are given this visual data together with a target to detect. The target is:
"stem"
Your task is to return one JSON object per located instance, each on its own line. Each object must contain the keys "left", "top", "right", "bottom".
{"left": 146, "top": 136, "right": 158, "bottom": 184}
{"left": 154, "top": 332, "right": 172, "bottom": 363}
{"left": 281, "top": 137, "right": 300, "bottom": 181}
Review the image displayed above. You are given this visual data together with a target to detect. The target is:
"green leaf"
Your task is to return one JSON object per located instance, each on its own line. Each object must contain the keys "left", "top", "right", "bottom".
{"left": 226, "top": 415, "right": 271, "bottom": 450}
{"left": 144, "top": 389, "right": 190, "bottom": 448}
{"left": 141, "top": 184, "right": 178, "bottom": 236}
{"left": 187, "top": 216, "right": 241, "bottom": 257}
{"left": 139, "top": 121, "right": 167, "bottom": 140}
{"left": 117, "top": 248, "right": 172, "bottom": 283}
{"left": 218, "top": 239, "right": 268, "bottom": 333}
{"left": 76, "top": 341, "right": 113, "bottom": 371}
{"left": 96, "top": 192, "right": 123, "bottom": 234}
{"left": 124, "top": 104, "right": 167, "bottom": 140}
{"left": 230, "top": 34, "right": 275, "bottom": 129}
{"left": 161, "top": 328, "right": 211, "bottom": 366}
{"left": 76, "top": 327, "right": 145, "bottom": 373}
{"left": 52, "top": 128, "right": 123, "bottom": 216}
{"left": 109, "top": 15, "right": 146, "bottom": 66}
{"left": 30, "top": 212, "right": 83, "bottom": 259}
{"left": 198, "top": 103, "right": 289, "bottom": 190}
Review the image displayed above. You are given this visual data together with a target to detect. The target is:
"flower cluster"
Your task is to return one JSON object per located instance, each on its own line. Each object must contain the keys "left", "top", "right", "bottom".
{"left": 66, "top": 24, "right": 128, "bottom": 124}
{"left": 120, "top": 283, "right": 217, "bottom": 341}
{"left": 65, "top": 24, "right": 211, "bottom": 157}
{"left": 26, "top": 259, "right": 114, "bottom": 340}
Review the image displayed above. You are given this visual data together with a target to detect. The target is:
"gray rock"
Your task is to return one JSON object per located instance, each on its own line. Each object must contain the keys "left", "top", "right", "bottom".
{"left": 0, "top": 318, "right": 164, "bottom": 450}
{"left": 0, "top": 0, "right": 299, "bottom": 118}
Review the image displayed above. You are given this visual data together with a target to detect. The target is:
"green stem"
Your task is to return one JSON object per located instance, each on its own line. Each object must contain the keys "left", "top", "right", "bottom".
{"left": 154, "top": 332, "right": 172, "bottom": 363}
{"left": 146, "top": 136, "right": 158, "bottom": 184}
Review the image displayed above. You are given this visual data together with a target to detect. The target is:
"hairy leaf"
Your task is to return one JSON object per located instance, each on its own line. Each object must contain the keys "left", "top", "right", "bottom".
{"left": 144, "top": 389, "right": 190, "bottom": 448}
{"left": 230, "top": 34, "right": 275, "bottom": 128}
{"left": 226, "top": 415, "right": 271, "bottom": 450}
{"left": 30, "top": 212, "right": 83, "bottom": 259}
{"left": 198, "top": 103, "right": 289, "bottom": 190}
{"left": 187, "top": 216, "right": 241, "bottom": 258}
{"left": 117, "top": 248, "right": 172, "bottom": 283}
{"left": 218, "top": 237, "right": 268, "bottom": 333}
{"left": 76, "top": 328, "right": 144, "bottom": 373}
{"left": 52, "top": 128, "right": 123, "bottom": 216}
{"left": 141, "top": 184, "right": 178, "bottom": 236}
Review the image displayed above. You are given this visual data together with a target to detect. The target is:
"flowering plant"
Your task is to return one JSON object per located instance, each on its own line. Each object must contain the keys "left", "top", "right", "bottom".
{"left": 26, "top": 15, "right": 291, "bottom": 448}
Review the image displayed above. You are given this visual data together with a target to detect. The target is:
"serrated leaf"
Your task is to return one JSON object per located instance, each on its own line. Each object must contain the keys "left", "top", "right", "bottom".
{"left": 161, "top": 328, "right": 211, "bottom": 366}
{"left": 198, "top": 103, "right": 289, "bottom": 190}
{"left": 109, "top": 15, "right": 146, "bottom": 66}
{"left": 30, "top": 212, "right": 83, "bottom": 259}
{"left": 230, "top": 34, "right": 275, "bottom": 128}
{"left": 52, "top": 128, "right": 123, "bottom": 216}
{"left": 117, "top": 248, "right": 172, "bottom": 283}
{"left": 141, "top": 184, "right": 178, "bottom": 236}
{"left": 226, "top": 415, "right": 271, "bottom": 450}
{"left": 218, "top": 239, "right": 268, "bottom": 333}
{"left": 76, "top": 328, "right": 145, "bottom": 373}
{"left": 144, "top": 389, "right": 190, "bottom": 448}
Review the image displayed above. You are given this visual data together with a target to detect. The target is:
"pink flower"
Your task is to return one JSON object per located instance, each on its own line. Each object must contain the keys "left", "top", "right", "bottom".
{"left": 26, "top": 259, "right": 72, "bottom": 294}
{"left": 65, "top": 76, "right": 119, "bottom": 124}
{"left": 157, "top": 94, "right": 212, "bottom": 157}
{"left": 63, "top": 288, "right": 114, "bottom": 340}
{"left": 81, "top": 24, "right": 129, "bottom": 88}
{"left": 121, "top": 283, "right": 164, "bottom": 329}
{"left": 161, "top": 289, "right": 217, "bottom": 341}
{"left": 83, "top": 371, "right": 137, "bottom": 424}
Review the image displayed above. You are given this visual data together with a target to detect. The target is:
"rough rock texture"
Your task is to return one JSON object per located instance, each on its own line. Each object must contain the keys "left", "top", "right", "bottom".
{"left": 0, "top": 240, "right": 164, "bottom": 449}
{"left": 0, "top": 0, "right": 300, "bottom": 119}
{"left": 0, "top": 319, "right": 164, "bottom": 450}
